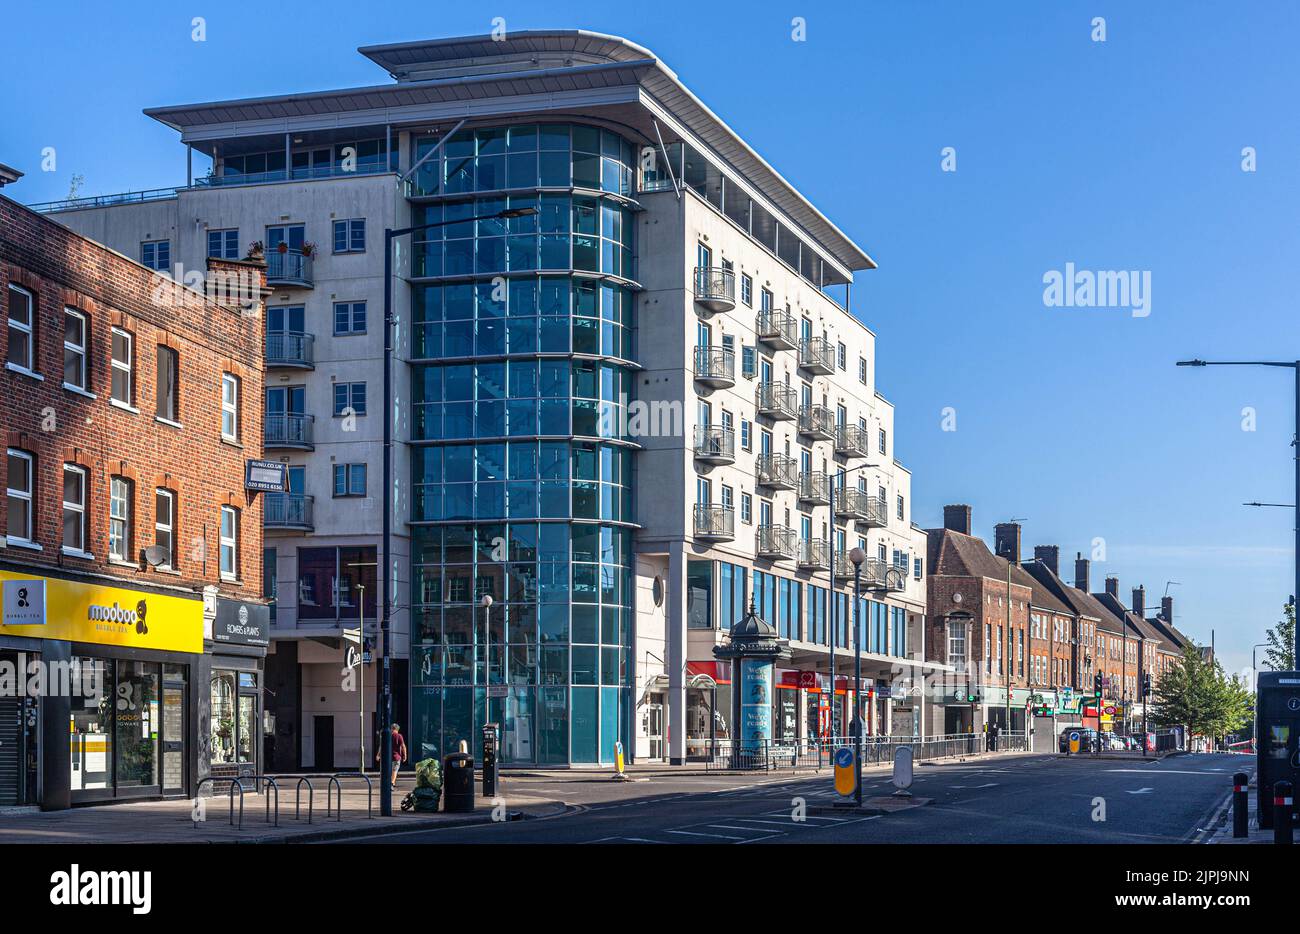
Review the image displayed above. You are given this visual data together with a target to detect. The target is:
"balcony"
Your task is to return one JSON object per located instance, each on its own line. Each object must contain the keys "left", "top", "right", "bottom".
{"left": 694, "top": 345, "right": 736, "bottom": 389}
{"left": 755, "top": 453, "right": 798, "bottom": 490}
{"left": 798, "top": 471, "right": 830, "bottom": 505}
{"left": 835, "top": 489, "right": 887, "bottom": 526}
{"left": 799, "top": 336, "right": 835, "bottom": 374}
{"left": 265, "top": 413, "right": 314, "bottom": 451}
{"left": 693, "top": 425, "right": 736, "bottom": 465}
{"left": 264, "top": 493, "right": 314, "bottom": 531}
{"left": 693, "top": 504, "right": 735, "bottom": 541}
{"left": 265, "top": 331, "right": 315, "bottom": 369}
{"left": 833, "top": 553, "right": 859, "bottom": 581}
{"left": 266, "top": 250, "right": 314, "bottom": 288}
{"left": 798, "top": 403, "right": 835, "bottom": 441}
{"left": 835, "top": 424, "right": 870, "bottom": 458}
{"left": 756, "top": 307, "right": 798, "bottom": 351}
{"left": 756, "top": 525, "right": 798, "bottom": 561}
{"left": 693, "top": 266, "right": 736, "bottom": 313}
{"left": 755, "top": 381, "right": 798, "bottom": 421}
{"left": 864, "top": 558, "right": 909, "bottom": 592}
{"left": 798, "top": 538, "right": 830, "bottom": 571}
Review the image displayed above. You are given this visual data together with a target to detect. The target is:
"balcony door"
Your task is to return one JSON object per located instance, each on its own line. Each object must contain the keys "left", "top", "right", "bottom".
{"left": 696, "top": 321, "right": 711, "bottom": 349}
{"left": 697, "top": 478, "right": 711, "bottom": 506}
{"left": 266, "top": 224, "right": 305, "bottom": 253}
{"left": 760, "top": 500, "right": 773, "bottom": 528}
{"left": 267, "top": 385, "right": 306, "bottom": 417}
{"left": 760, "top": 358, "right": 772, "bottom": 384}
{"left": 268, "top": 305, "right": 305, "bottom": 335}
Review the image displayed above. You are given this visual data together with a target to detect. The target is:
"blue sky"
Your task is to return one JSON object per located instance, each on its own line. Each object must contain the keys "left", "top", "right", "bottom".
{"left": 4, "top": 1, "right": 1298, "bottom": 676}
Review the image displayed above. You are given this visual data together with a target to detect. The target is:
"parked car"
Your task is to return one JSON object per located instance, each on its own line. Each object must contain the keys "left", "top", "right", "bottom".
{"left": 1058, "top": 727, "right": 1098, "bottom": 752}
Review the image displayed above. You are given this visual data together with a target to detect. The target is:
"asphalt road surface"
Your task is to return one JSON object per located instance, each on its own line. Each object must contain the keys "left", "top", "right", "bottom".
{"left": 333, "top": 752, "right": 1245, "bottom": 845}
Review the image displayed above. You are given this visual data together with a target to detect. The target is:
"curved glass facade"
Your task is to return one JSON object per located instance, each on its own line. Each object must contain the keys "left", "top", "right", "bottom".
{"left": 408, "top": 122, "right": 638, "bottom": 766}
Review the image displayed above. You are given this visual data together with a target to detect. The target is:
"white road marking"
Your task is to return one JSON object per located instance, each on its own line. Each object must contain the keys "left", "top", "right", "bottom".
{"left": 1127, "top": 787, "right": 1155, "bottom": 795}
{"left": 666, "top": 829, "right": 746, "bottom": 840}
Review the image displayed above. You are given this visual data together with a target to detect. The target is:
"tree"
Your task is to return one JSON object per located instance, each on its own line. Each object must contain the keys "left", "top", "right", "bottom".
{"left": 1263, "top": 602, "right": 1296, "bottom": 671}
{"left": 1150, "top": 646, "right": 1252, "bottom": 743}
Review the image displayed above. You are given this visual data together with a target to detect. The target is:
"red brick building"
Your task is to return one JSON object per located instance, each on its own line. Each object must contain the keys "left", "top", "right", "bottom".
{"left": 0, "top": 180, "right": 270, "bottom": 809}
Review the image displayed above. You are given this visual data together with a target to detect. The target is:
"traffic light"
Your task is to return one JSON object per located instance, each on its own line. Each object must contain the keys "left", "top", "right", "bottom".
{"left": 1142, "top": 673, "right": 1152, "bottom": 698}
{"left": 1093, "top": 672, "right": 1103, "bottom": 696}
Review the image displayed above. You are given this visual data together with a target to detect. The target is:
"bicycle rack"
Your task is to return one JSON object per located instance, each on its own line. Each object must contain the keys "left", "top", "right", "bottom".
{"left": 291, "top": 776, "right": 315, "bottom": 824}
{"left": 326, "top": 772, "right": 375, "bottom": 821}
{"left": 194, "top": 777, "right": 245, "bottom": 829}
{"left": 238, "top": 775, "right": 281, "bottom": 827}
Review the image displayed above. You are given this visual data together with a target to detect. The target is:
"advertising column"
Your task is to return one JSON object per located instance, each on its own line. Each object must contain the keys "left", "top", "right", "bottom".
{"left": 739, "top": 657, "right": 773, "bottom": 751}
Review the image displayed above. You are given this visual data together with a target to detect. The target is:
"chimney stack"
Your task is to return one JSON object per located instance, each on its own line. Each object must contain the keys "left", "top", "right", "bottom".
{"left": 1132, "top": 586, "right": 1146, "bottom": 618}
{"left": 1033, "top": 545, "right": 1060, "bottom": 576}
{"left": 1074, "top": 552, "right": 1090, "bottom": 592}
{"left": 1105, "top": 576, "right": 1119, "bottom": 598}
{"left": 1161, "top": 595, "right": 1173, "bottom": 625}
{"left": 994, "top": 523, "right": 1021, "bottom": 564}
{"left": 205, "top": 254, "right": 269, "bottom": 317}
{"left": 943, "top": 504, "right": 972, "bottom": 535}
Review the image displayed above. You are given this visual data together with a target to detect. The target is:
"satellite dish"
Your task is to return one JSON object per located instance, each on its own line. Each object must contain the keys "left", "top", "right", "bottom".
{"left": 143, "top": 545, "right": 171, "bottom": 568}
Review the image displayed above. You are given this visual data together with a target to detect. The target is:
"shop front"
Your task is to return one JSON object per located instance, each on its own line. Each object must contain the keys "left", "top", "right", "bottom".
{"left": 684, "top": 661, "right": 731, "bottom": 759}
{"left": 0, "top": 568, "right": 266, "bottom": 810}
{"left": 208, "top": 596, "right": 270, "bottom": 781}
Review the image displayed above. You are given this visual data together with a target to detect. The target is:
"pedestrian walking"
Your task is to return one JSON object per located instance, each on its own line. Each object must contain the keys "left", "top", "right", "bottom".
{"left": 375, "top": 722, "right": 407, "bottom": 789}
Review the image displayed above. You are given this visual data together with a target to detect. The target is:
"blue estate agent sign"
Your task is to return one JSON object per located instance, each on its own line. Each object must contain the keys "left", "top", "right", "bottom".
{"left": 245, "top": 459, "right": 289, "bottom": 493}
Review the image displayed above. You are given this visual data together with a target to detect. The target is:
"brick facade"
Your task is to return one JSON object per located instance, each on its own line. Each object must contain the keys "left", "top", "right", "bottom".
{"left": 0, "top": 195, "right": 266, "bottom": 603}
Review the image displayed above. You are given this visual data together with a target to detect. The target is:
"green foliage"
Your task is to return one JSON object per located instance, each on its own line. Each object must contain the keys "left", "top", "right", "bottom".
{"left": 1150, "top": 645, "right": 1253, "bottom": 740}
{"left": 1264, "top": 602, "right": 1296, "bottom": 671}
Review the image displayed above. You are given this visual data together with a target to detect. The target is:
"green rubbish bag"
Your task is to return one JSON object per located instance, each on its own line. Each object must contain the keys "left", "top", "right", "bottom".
{"left": 414, "top": 757, "right": 442, "bottom": 792}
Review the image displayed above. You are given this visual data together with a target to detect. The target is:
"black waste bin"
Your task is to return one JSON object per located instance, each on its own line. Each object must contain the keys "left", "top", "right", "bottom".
{"left": 443, "top": 751, "right": 475, "bottom": 813}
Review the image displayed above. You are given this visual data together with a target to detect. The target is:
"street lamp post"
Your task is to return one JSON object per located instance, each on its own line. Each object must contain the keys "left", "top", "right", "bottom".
{"left": 848, "top": 547, "right": 866, "bottom": 807}
{"left": 1178, "top": 359, "right": 1300, "bottom": 668}
{"left": 380, "top": 205, "right": 537, "bottom": 815}
{"left": 826, "top": 462, "right": 880, "bottom": 748}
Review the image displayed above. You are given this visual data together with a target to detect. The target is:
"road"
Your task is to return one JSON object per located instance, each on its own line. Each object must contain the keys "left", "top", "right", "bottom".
{"left": 332, "top": 752, "right": 1245, "bottom": 845}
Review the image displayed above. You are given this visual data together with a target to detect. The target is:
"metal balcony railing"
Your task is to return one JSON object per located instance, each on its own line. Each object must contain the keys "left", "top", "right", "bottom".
{"left": 833, "top": 553, "right": 859, "bottom": 581}
{"left": 263, "top": 493, "right": 314, "bottom": 530}
{"left": 835, "top": 489, "right": 887, "bottom": 526}
{"left": 756, "top": 453, "right": 798, "bottom": 489}
{"left": 798, "top": 403, "right": 835, "bottom": 440}
{"left": 798, "top": 471, "right": 830, "bottom": 504}
{"left": 798, "top": 538, "right": 830, "bottom": 570}
{"left": 755, "top": 381, "right": 798, "bottom": 420}
{"left": 799, "top": 335, "right": 835, "bottom": 374}
{"left": 835, "top": 424, "right": 870, "bottom": 458}
{"left": 756, "top": 525, "right": 798, "bottom": 560}
{"left": 693, "top": 425, "right": 736, "bottom": 463}
{"left": 864, "top": 558, "right": 909, "bottom": 592}
{"left": 693, "top": 266, "right": 736, "bottom": 311}
{"left": 755, "top": 307, "right": 798, "bottom": 349}
{"left": 694, "top": 345, "right": 736, "bottom": 387}
{"left": 265, "top": 331, "right": 315, "bottom": 368}
{"left": 266, "top": 250, "right": 314, "bottom": 287}
{"left": 265, "top": 413, "right": 314, "bottom": 449}
{"left": 694, "top": 504, "right": 735, "bottom": 540}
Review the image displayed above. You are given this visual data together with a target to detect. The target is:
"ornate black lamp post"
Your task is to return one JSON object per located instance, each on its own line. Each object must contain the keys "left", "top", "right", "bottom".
{"left": 713, "top": 600, "right": 790, "bottom": 767}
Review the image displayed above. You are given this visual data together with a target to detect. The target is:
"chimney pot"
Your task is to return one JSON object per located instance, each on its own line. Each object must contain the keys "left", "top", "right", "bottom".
{"left": 943, "top": 504, "right": 972, "bottom": 535}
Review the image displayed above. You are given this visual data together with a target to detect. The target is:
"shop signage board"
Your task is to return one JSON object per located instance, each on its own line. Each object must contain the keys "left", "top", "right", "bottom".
{"left": 212, "top": 598, "right": 270, "bottom": 646}
{"left": 2, "top": 579, "right": 45, "bottom": 626}
{"left": 0, "top": 570, "right": 202, "bottom": 653}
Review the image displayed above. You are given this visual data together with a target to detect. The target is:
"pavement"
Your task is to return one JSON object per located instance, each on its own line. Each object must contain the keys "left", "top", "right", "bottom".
{"left": 1204, "top": 756, "right": 1296, "bottom": 845}
{"left": 333, "top": 751, "right": 1248, "bottom": 844}
{"left": 0, "top": 776, "right": 566, "bottom": 844}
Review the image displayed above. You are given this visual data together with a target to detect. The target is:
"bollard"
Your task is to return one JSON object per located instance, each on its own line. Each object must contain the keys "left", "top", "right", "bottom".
{"left": 1232, "top": 772, "right": 1249, "bottom": 839}
{"left": 1274, "top": 780, "right": 1293, "bottom": 845}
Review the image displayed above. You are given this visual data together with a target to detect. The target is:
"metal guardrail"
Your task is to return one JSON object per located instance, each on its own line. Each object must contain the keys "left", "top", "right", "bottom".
{"left": 700, "top": 733, "right": 1026, "bottom": 772}
{"left": 266, "top": 331, "right": 315, "bottom": 367}
{"left": 693, "top": 266, "right": 736, "bottom": 306}
{"left": 693, "top": 503, "right": 735, "bottom": 539}
{"left": 264, "top": 493, "right": 314, "bottom": 529}
{"left": 266, "top": 250, "right": 314, "bottom": 286}
{"left": 326, "top": 772, "right": 375, "bottom": 822}
{"left": 265, "top": 413, "right": 314, "bottom": 448}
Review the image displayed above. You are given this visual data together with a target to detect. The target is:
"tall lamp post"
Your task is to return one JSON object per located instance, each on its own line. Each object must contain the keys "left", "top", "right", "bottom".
{"left": 848, "top": 547, "right": 866, "bottom": 807}
{"left": 380, "top": 205, "right": 537, "bottom": 815}
{"left": 826, "top": 462, "right": 880, "bottom": 744}
{"left": 1177, "top": 359, "right": 1300, "bottom": 669}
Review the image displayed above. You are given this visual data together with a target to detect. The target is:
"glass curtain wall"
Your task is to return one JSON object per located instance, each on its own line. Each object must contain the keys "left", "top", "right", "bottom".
{"left": 409, "top": 123, "right": 638, "bottom": 766}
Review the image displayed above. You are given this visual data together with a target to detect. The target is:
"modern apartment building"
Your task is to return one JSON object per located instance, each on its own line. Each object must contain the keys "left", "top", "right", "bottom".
{"left": 37, "top": 30, "right": 930, "bottom": 767}
{"left": 0, "top": 183, "right": 268, "bottom": 809}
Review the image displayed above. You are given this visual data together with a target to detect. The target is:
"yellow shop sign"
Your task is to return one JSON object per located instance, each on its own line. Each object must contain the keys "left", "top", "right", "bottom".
{"left": 0, "top": 570, "right": 202, "bottom": 654}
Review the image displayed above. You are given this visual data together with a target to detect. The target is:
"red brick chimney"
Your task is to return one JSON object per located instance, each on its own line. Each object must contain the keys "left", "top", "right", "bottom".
{"left": 943, "top": 504, "right": 972, "bottom": 535}
{"left": 994, "top": 523, "right": 1021, "bottom": 563}
{"left": 1132, "top": 586, "right": 1146, "bottom": 618}
{"left": 1074, "top": 552, "right": 1090, "bottom": 592}
{"left": 1033, "top": 545, "right": 1060, "bottom": 576}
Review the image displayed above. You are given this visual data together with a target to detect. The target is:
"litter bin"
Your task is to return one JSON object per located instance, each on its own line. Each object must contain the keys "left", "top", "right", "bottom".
{"left": 443, "top": 751, "right": 475, "bottom": 813}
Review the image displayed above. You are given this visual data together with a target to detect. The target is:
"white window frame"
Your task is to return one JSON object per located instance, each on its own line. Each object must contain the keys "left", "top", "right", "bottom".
{"left": 948, "top": 623, "right": 966, "bottom": 670}
{"left": 6, "top": 284, "right": 35, "bottom": 374}
{"left": 110, "top": 327, "right": 134, "bottom": 406}
{"left": 109, "top": 476, "right": 132, "bottom": 561}
{"left": 62, "top": 464, "right": 87, "bottom": 554}
{"left": 155, "top": 488, "right": 175, "bottom": 570}
{"left": 6, "top": 448, "right": 34, "bottom": 544}
{"left": 63, "top": 308, "right": 88, "bottom": 391}
{"left": 219, "top": 505, "right": 239, "bottom": 580}
{"left": 221, "top": 373, "right": 240, "bottom": 441}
